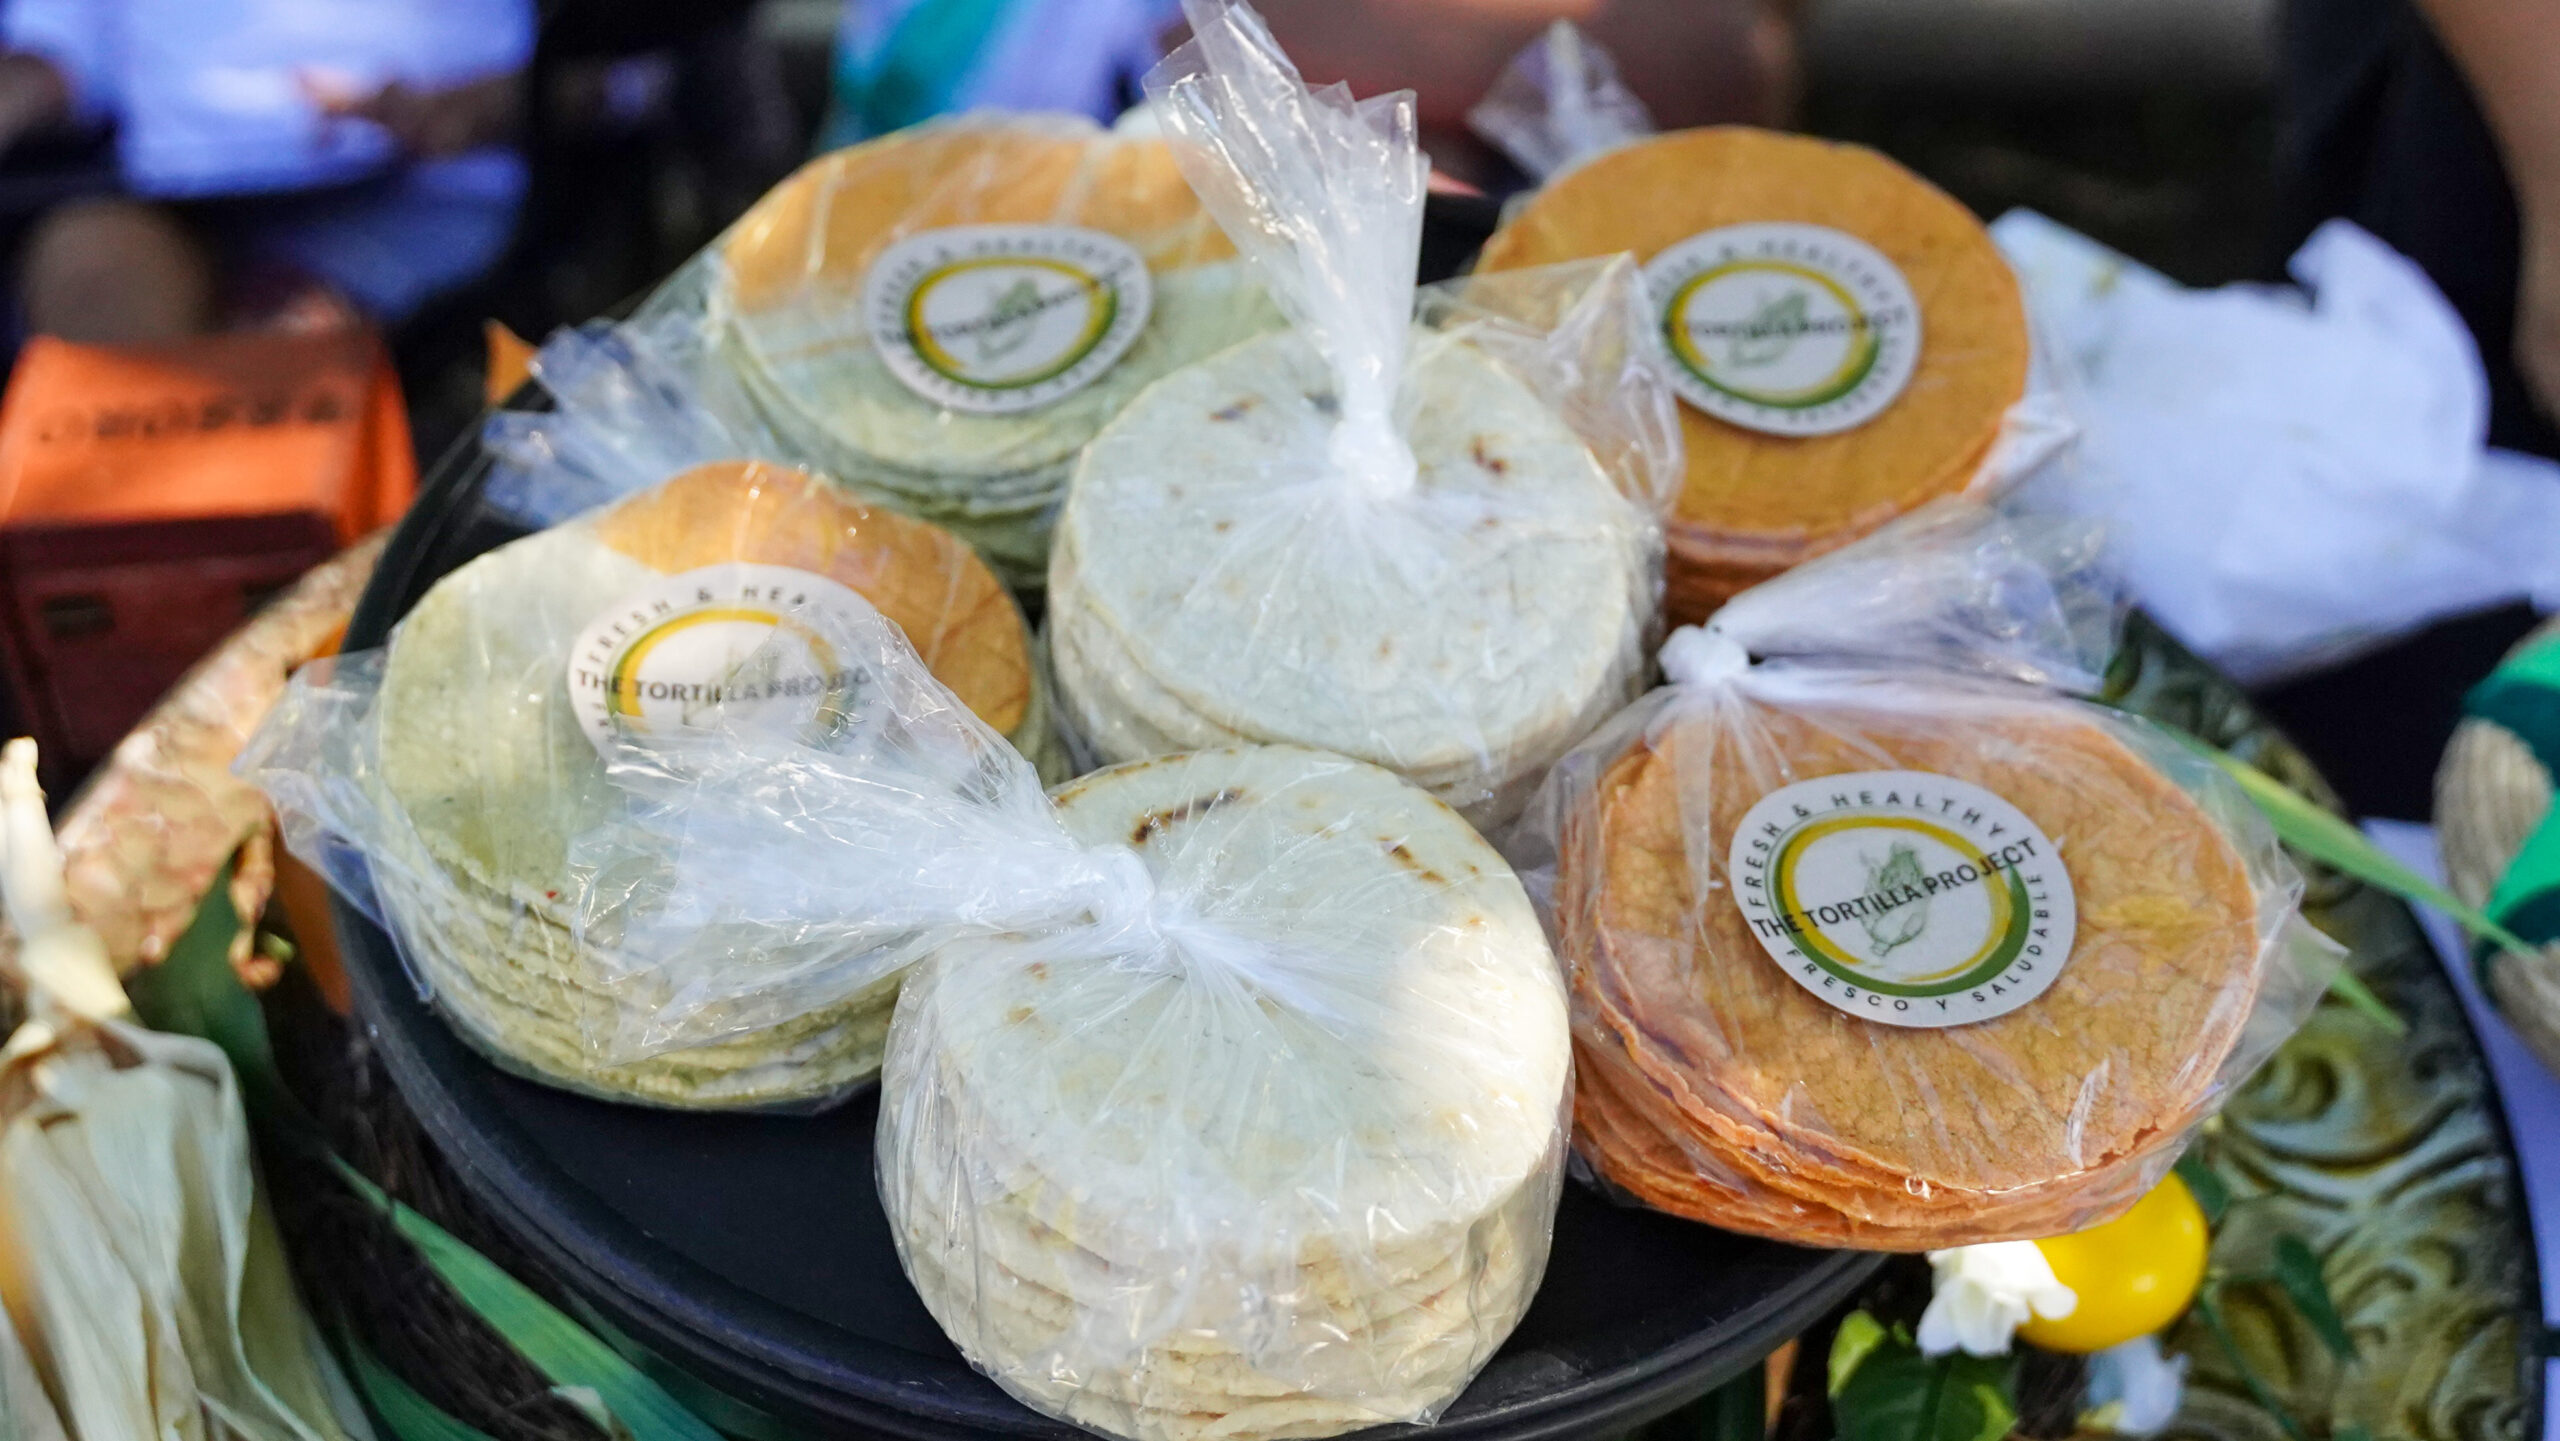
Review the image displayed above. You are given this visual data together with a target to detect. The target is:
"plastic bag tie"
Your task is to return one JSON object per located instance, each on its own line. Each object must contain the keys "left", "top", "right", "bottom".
{"left": 1148, "top": 0, "right": 1427, "bottom": 499}
{"left": 1658, "top": 625, "right": 1749, "bottom": 690}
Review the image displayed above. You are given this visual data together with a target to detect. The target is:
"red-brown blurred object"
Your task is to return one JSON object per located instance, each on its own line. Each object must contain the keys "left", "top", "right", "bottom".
{"left": 0, "top": 329, "right": 413, "bottom": 784}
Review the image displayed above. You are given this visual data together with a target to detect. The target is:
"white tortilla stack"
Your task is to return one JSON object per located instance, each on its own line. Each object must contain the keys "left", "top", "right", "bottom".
{"left": 718, "top": 118, "right": 1279, "bottom": 586}
{"left": 373, "top": 462, "right": 1054, "bottom": 1108}
{"left": 1048, "top": 327, "right": 1654, "bottom": 829}
{"left": 880, "top": 747, "right": 1570, "bottom": 1441}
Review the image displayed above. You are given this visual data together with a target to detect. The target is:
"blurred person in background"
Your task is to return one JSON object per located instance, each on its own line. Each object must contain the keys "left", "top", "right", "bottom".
{"left": 0, "top": 0, "right": 534, "bottom": 344}
{"left": 820, "top": 0, "right": 1796, "bottom": 189}
{"left": 2282, "top": 0, "right": 2560, "bottom": 460}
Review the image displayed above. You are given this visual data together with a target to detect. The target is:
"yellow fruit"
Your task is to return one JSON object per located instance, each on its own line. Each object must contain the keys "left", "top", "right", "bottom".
{"left": 2016, "top": 1173, "right": 2210, "bottom": 1354}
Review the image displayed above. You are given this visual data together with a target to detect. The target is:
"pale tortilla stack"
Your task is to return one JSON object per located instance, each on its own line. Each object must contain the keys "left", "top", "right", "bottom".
{"left": 1552, "top": 693, "right": 2270, "bottom": 1249}
{"left": 1048, "top": 327, "right": 1655, "bottom": 830}
{"left": 1478, "top": 128, "right": 2031, "bottom": 624}
{"left": 718, "top": 118, "right": 1280, "bottom": 587}
{"left": 882, "top": 748, "right": 1571, "bottom": 1441}
{"left": 375, "top": 462, "right": 1051, "bottom": 1108}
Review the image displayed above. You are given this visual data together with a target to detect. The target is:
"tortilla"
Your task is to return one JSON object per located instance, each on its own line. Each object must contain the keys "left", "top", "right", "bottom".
{"left": 716, "top": 118, "right": 1281, "bottom": 584}
{"left": 1049, "top": 327, "right": 1653, "bottom": 828}
{"left": 1477, "top": 128, "right": 2029, "bottom": 621}
{"left": 882, "top": 747, "right": 1568, "bottom": 1439}
{"left": 370, "top": 462, "right": 1050, "bottom": 1106}
{"left": 1554, "top": 690, "right": 2265, "bottom": 1247}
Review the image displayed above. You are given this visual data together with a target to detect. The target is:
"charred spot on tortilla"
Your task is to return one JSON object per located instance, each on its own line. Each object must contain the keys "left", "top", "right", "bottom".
{"left": 1128, "top": 787, "right": 1247, "bottom": 846}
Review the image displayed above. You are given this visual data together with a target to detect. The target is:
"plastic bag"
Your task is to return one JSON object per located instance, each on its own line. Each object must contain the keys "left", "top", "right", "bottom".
{"left": 671, "top": 108, "right": 1281, "bottom": 588}
{"left": 1513, "top": 496, "right": 2338, "bottom": 1250}
{"left": 240, "top": 457, "right": 1056, "bottom": 1109}
{"left": 1475, "top": 113, "right": 2076, "bottom": 626}
{"left": 1995, "top": 209, "right": 2560, "bottom": 684}
{"left": 1047, "top": 0, "right": 1681, "bottom": 831}
{"left": 878, "top": 744, "right": 1569, "bottom": 1441}
{"left": 482, "top": 278, "right": 783, "bottom": 529}
{"left": 1465, "top": 20, "right": 1655, "bottom": 184}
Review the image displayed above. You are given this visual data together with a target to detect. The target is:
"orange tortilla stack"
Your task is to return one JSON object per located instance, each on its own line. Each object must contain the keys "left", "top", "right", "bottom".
{"left": 1478, "top": 129, "right": 2030, "bottom": 623}
{"left": 1551, "top": 695, "right": 2266, "bottom": 1248}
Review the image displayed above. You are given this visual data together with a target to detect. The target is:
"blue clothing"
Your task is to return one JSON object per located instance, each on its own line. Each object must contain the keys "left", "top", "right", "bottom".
{"left": 820, "top": 0, "right": 1179, "bottom": 148}
{"left": 4, "top": 0, "right": 532, "bottom": 320}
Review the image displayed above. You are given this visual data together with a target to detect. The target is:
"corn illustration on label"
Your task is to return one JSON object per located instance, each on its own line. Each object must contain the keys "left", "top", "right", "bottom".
{"left": 864, "top": 223, "right": 1155, "bottom": 414}
{"left": 1642, "top": 222, "right": 1920, "bottom": 436}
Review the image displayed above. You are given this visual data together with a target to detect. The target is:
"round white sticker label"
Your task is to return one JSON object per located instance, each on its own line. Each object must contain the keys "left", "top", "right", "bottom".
{"left": 863, "top": 223, "right": 1154, "bottom": 415}
{"left": 567, "top": 564, "right": 874, "bottom": 759}
{"left": 1642, "top": 222, "right": 1921, "bottom": 437}
{"left": 1726, "top": 770, "right": 2075, "bottom": 1028}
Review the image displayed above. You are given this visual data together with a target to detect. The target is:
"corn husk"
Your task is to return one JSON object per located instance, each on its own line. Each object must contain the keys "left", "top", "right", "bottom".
{"left": 0, "top": 738, "right": 370, "bottom": 1441}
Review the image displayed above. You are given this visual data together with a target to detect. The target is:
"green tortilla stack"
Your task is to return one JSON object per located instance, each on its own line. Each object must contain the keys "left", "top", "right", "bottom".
{"left": 716, "top": 116, "right": 1279, "bottom": 587}
{"left": 374, "top": 461, "right": 1055, "bottom": 1107}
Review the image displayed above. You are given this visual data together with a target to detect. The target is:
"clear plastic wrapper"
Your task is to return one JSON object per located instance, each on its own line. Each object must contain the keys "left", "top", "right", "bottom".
{"left": 240, "top": 456, "right": 1056, "bottom": 1109}
{"left": 481, "top": 290, "right": 783, "bottom": 530}
{"left": 880, "top": 745, "right": 1570, "bottom": 1441}
{"left": 1513, "top": 497, "right": 2339, "bottom": 1250}
{"left": 686, "top": 108, "right": 1284, "bottom": 587}
{"left": 1048, "top": 0, "right": 1681, "bottom": 831}
{"left": 1465, "top": 20, "right": 1655, "bottom": 185}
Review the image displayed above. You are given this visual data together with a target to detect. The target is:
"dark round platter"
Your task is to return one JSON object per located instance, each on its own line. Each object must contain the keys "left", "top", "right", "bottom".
{"left": 327, "top": 194, "right": 1886, "bottom": 1441}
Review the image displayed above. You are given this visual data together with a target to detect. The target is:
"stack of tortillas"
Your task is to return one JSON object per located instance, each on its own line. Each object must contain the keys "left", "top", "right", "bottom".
{"left": 373, "top": 461, "right": 1048, "bottom": 1108}
{"left": 1555, "top": 694, "right": 2268, "bottom": 1248}
{"left": 1049, "top": 326, "right": 1655, "bottom": 829}
{"left": 1477, "top": 128, "right": 2031, "bottom": 624}
{"left": 882, "top": 747, "right": 1569, "bottom": 1441}
{"left": 717, "top": 115, "right": 1277, "bottom": 586}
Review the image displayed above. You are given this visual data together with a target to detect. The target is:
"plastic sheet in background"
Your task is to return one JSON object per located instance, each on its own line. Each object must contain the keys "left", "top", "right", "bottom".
{"left": 239, "top": 457, "right": 1056, "bottom": 1111}
{"left": 1994, "top": 209, "right": 2560, "bottom": 686}
{"left": 1046, "top": 0, "right": 1682, "bottom": 833}
{"left": 1511, "top": 495, "right": 2341, "bottom": 1250}
{"left": 1465, "top": 20, "right": 1656, "bottom": 187}
{"left": 684, "top": 109, "right": 1284, "bottom": 589}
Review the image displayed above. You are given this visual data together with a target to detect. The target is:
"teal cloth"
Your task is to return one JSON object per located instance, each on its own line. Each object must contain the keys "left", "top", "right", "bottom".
{"left": 823, "top": 0, "right": 1022, "bottom": 147}
{"left": 2461, "top": 635, "right": 2560, "bottom": 971}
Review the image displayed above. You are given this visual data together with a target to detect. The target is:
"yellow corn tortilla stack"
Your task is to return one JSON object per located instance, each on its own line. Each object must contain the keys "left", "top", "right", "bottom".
{"left": 1478, "top": 128, "right": 2030, "bottom": 623}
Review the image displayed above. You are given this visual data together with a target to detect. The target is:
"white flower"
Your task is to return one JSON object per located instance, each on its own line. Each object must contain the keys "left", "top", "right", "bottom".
{"left": 2081, "top": 1334, "right": 2189, "bottom": 1434}
{"left": 1916, "top": 1242, "right": 2079, "bottom": 1357}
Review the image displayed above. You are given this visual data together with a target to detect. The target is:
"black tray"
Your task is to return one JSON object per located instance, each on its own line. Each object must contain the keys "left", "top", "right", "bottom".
{"left": 329, "top": 195, "right": 1885, "bottom": 1440}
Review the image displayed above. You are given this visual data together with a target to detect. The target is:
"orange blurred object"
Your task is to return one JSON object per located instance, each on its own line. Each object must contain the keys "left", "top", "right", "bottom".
{"left": 483, "top": 319, "right": 536, "bottom": 405}
{"left": 0, "top": 328, "right": 413, "bottom": 783}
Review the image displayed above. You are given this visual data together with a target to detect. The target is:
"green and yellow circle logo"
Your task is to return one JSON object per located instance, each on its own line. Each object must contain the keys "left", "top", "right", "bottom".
{"left": 864, "top": 223, "right": 1153, "bottom": 415}
{"left": 1643, "top": 223, "right": 1921, "bottom": 437}
{"left": 567, "top": 564, "right": 873, "bottom": 759}
{"left": 1727, "top": 770, "right": 2075, "bottom": 1028}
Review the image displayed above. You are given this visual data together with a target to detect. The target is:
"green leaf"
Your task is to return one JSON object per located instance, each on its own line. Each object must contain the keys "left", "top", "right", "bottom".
{"left": 2335, "top": 1428, "right": 2373, "bottom": 1441}
{"left": 345, "top": 1339, "right": 499, "bottom": 1441}
{"left": 1830, "top": 1334, "right": 2017, "bottom": 1441}
{"left": 1828, "top": 1310, "right": 1888, "bottom": 1397}
{"left": 2174, "top": 736, "right": 2522, "bottom": 1027}
{"left": 332, "top": 1161, "right": 721, "bottom": 1441}
{"left": 124, "top": 855, "right": 283, "bottom": 1096}
{"left": 2272, "top": 1234, "right": 2356, "bottom": 1362}
{"left": 2173, "top": 1148, "right": 2231, "bottom": 1226}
